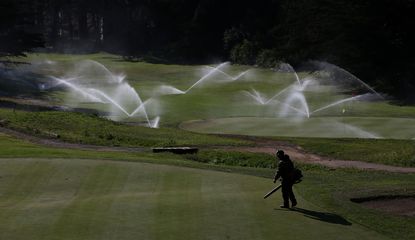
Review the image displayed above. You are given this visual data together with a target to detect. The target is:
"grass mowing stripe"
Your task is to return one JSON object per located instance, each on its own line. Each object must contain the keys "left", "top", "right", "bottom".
{"left": 201, "top": 173, "right": 264, "bottom": 240}
{"left": 0, "top": 161, "right": 55, "bottom": 209}
{"left": 151, "top": 170, "right": 204, "bottom": 239}
{"left": 51, "top": 163, "right": 127, "bottom": 239}
{"left": 0, "top": 160, "right": 57, "bottom": 240}
{"left": 99, "top": 163, "right": 163, "bottom": 240}
{"left": 0, "top": 158, "right": 394, "bottom": 240}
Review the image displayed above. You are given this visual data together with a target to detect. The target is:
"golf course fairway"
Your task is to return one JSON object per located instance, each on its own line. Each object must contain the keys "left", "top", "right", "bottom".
{"left": 0, "top": 158, "right": 388, "bottom": 240}
{"left": 181, "top": 117, "right": 415, "bottom": 139}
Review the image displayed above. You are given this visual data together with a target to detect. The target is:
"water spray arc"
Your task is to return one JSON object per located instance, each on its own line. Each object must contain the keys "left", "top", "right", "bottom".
{"left": 205, "top": 66, "right": 250, "bottom": 81}
{"left": 246, "top": 63, "right": 382, "bottom": 119}
{"left": 308, "top": 61, "right": 383, "bottom": 99}
{"left": 50, "top": 60, "right": 159, "bottom": 128}
{"left": 184, "top": 62, "right": 229, "bottom": 93}
{"left": 311, "top": 95, "right": 364, "bottom": 115}
{"left": 51, "top": 77, "right": 103, "bottom": 103}
{"left": 49, "top": 59, "right": 385, "bottom": 134}
{"left": 156, "top": 62, "right": 250, "bottom": 96}
{"left": 52, "top": 60, "right": 250, "bottom": 128}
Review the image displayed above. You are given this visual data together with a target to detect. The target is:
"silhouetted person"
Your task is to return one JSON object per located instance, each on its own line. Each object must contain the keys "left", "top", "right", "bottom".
{"left": 273, "top": 149, "right": 297, "bottom": 208}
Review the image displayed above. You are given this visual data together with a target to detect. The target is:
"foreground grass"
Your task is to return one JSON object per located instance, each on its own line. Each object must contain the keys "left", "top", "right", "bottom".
{"left": 0, "top": 157, "right": 392, "bottom": 240}
{"left": 298, "top": 167, "right": 415, "bottom": 240}
{"left": 0, "top": 133, "right": 268, "bottom": 177}
{"left": 0, "top": 108, "right": 247, "bottom": 147}
{"left": 0, "top": 133, "right": 414, "bottom": 239}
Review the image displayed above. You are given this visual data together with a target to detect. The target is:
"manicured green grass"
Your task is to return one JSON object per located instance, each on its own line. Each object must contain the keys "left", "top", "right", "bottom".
{"left": 0, "top": 109, "right": 247, "bottom": 147}
{"left": 180, "top": 116, "right": 415, "bottom": 139}
{"left": 2, "top": 53, "right": 415, "bottom": 239}
{"left": 2, "top": 107, "right": 415, "bottom": 167}
{"left": 0, "top": 133, "right": 414, "bottom": 239}
{"left": 0, "top": 157, "right": 394, "bottom": 240}
{"left": 8, "top": 53, "right": 415, "bottom": 129}
{"left": 181, "top": 117, "right": 415, "bottom": 167}
{"left": 0, "top": 132, "right": 268, "bottom": 177}
{"left": 299, "top": 167, "right": 415, "bottom": 240}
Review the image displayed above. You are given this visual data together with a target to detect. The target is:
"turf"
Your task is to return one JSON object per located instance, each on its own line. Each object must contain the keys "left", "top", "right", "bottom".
{"left": 180, "top": 116, "right": 415, "bottom": 139}
{"left": 0, "top": 157, "right": 390, "bottom": 240}
{"left": 1, "top": 53, "right": 415, "bottom": 239}
{"left": 5, "top": 53, "right": 415, "bottom": 129}
{"left": 285, "top": 137, "right": 415, "bottom": 167}
{"left": 1, "top": 107, "right": 415, "bottom": 167}
{"left": 299, "top": 167, "right": 415, "bottom": 240}
{"left": 0, "top": 109, "right": 247, "bottom": 147}
{"left": 0, "top": 133, "right": 414, "bottom": 239}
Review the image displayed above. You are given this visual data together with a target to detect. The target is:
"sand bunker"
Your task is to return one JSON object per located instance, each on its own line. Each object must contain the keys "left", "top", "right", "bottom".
{"left": 351, "top": 196, "right": 415, "bottom": 217}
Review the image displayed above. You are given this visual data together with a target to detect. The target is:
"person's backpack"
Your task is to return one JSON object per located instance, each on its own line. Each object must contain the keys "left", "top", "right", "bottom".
{"left": 292, "top": 168, "right": 303, "bottom": 183}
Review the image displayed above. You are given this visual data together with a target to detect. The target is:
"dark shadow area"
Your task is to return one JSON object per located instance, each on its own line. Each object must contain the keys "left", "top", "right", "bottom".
{"left": 350, "top": 195, "right": 415, "bottom": 217}
{"left": 0, "top": 99, "right": 57, "bottom": 112}
{"left": 289, "top": 207, "right": 352, "bottom": 226}
{"left": 0, "top": 98, "right": 108, "bottom": 116}
{"left": 0, "top": 67, "right": 46, "bottom": 98}
{"left": 351, "top": 195, "right": 415, "bottom": 203}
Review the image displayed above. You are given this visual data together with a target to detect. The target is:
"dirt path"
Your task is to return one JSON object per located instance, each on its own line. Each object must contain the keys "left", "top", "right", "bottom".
{"left": 220, "top": 136, "right": 415, "bottom": 173}
{"left": 228, "top": 146, "right": 415, "bottom": 173}
{"left": 1, "top": 126, "right": 415, "bottom": 173}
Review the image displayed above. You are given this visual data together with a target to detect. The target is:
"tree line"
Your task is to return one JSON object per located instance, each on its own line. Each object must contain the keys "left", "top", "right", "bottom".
{"left": 1, "top": 0, "right": 414, "bottom": 102}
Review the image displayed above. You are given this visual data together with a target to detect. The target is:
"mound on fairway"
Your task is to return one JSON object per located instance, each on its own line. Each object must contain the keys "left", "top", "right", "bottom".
{"left": 181, "top": 117, "right": 415, "bottom": 139}
{"left": 0, "top": 158, "right": 387, "bottom": 240}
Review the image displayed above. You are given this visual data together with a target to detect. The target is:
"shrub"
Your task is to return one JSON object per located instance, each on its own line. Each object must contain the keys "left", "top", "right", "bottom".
{"left": 256, "top": 49, "right": 280, "bottom": 68}
{"left": 230, "top": 39, "right": 257, "bottom": 65}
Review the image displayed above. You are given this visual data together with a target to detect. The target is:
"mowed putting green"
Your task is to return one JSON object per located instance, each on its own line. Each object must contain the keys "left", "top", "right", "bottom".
{"left": 181, "top": 117, "right": 415, "bottom": 139}
{"left": 0, "top": 158, "right": 387, "bottom": 240}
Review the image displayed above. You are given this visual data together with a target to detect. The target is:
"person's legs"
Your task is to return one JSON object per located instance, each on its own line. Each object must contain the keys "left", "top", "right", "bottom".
{"left": 289, "top": 185, "right": 297, "bottom": 207}
{"left": 281, "top": 182, "right": 290, "bottom": 208}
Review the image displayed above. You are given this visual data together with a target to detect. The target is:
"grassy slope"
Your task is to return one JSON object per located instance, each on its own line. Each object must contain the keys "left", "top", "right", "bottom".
{"left": 1, "top": 107, "right": 415, "bottom": 167}
{"left": 0, "top": 133, "right": 414, "bottom": 239}
{"left": 285, "top": 137, "right": 415, "bottom": 167}
{"left": 0, "top": 109, "right": 247, "bottom": 147}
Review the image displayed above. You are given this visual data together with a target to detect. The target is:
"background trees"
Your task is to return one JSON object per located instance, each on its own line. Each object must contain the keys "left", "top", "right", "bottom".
{"left": 1, "top": 0, "right": 414, "bottom": 102}
{"left": 0, "top": 0, "right": 44, "bottom": 58}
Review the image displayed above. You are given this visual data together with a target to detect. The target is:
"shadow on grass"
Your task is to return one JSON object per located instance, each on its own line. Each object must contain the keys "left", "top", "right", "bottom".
{"left": 275, "top": 207, "right": 352, "bottom": 225}
{"left": 291, "top": 207, "right": 352, "bottom": 225}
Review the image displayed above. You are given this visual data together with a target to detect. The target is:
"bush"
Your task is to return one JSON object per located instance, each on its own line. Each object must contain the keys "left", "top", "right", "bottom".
{"left": 223, "top": 27, "right": 247, "bottom": 51}
{"left": 230, "top": 39, "right": 257, "bottom": 65}
{"left": 255, "top": 49, "right": 280, "bottom": 68}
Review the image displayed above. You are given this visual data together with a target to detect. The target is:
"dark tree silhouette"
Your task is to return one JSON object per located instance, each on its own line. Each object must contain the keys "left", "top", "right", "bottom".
{"left": 1, "top": 0, "right": 414, "bottom": 102}
{"left": 0, "top": 0, "right": 44, "bottom": 58}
